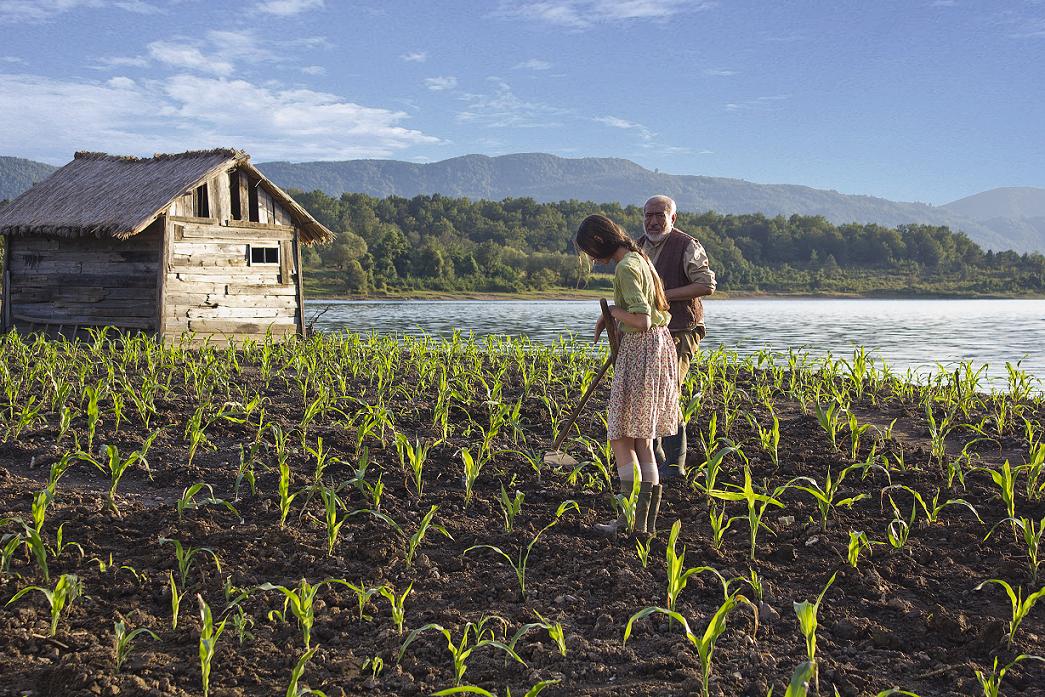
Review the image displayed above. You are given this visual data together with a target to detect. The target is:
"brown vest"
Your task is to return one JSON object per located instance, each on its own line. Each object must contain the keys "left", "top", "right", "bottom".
{"left": 641, "top": 228, "right": 704, "bottom": 334}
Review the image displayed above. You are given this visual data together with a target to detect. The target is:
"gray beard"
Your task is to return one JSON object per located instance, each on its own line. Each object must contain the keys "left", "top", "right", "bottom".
{"left": 645, "top": 230, "right": 669, "bottom": 244}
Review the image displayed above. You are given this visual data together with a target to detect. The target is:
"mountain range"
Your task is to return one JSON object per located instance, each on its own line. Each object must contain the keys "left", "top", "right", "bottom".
{"left": 2, "top": 153, "right": 1042, "bottom": 254}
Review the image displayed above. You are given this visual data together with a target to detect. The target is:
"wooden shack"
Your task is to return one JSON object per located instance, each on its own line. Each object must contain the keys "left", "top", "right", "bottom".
{"left": 0, "top": 148, "right": 332, "bottom": 343}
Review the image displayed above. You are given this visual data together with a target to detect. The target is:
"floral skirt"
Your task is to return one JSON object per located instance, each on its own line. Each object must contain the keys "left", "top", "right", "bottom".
{"left": 607, "top": 325, "right": 680, "bottom": 440}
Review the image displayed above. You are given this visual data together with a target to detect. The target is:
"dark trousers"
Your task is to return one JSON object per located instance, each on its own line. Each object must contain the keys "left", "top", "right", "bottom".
{"left": 657, "top": 328, "right": 700, "bottom": 477}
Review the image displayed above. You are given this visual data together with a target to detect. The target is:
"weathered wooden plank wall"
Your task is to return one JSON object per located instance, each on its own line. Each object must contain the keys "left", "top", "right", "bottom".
{"left": 161, "top": 213, "right": 301, "bottom": 342}
{"left": 7, "top": 221, "right": 162, "bottom": 335}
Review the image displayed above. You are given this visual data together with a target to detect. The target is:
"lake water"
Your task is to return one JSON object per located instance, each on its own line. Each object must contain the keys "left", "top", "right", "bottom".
{"left": 306, "top": 298, "right": 1045, "bottom": 386}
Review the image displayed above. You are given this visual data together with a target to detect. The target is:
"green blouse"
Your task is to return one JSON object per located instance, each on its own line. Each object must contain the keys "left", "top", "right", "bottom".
{"left": 612, "top": 251, "right": 670, "bottom": 333}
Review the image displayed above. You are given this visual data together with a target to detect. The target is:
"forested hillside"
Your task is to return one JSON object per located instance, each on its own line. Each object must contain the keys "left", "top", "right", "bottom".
{"left": 293, "top": 191, "right": 1045, "bottom": 297}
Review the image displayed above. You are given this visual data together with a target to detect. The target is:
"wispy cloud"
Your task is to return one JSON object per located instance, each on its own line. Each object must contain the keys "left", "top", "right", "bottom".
{"left": 256, "top": 0, "right": 324, "bottom": 16}
{"left": 514, "top": 58, "right": 552, "bottom": 70}
{"left": 594, "top": 115, "right": 654, "bottom": 141}
{"left": 0, "top": 0, "right": 161, "bottom": 23}
{"left": 930, "top": 0, "right": 957, "bottom": 7}
{"left": 457, "top": 78, "right": 571, "bottom": 128}
{"left": 301, "top": 65, "right": 325, "bottom": 75}
{"left": 725, "top": 94, "right": 791, "bottom": 112}
{"left": 424, "top": 76, "right": 458, "bottom": 91}
{"left": 1, "top": 55, "right": 27, "bottom": 65}
{"left": 148, "top": 41, "right": 235, "bottom": 76}
{"left": 400, "top": 51, "right": 428, "bottom": 63}
{"left": 0, "top": 72, "right": 439, "bottom": 162}
{"left": 498, "top": 0, "right": 715, "bottom": 29}
{"left": 702, "top": 67, "right": 736, "bottom": 76}
{"left": 103, "top": 30, "right": 327, "bottom": 76}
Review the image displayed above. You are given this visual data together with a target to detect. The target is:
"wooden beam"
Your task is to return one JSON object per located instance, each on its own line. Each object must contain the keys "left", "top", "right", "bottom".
{"left": 294, "top": 228, "right": 306, "bottom": 337}
{"left": 156, "top": 214, "right": 172, "bottom": 342}
{"left": 1, "top": 234, "right": 11, "bottom": 332}
{"left": 238, "top": 171, "right": 250, "bottom": 222}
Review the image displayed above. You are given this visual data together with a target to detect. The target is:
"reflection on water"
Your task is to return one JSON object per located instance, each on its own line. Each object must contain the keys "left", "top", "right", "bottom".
{"left": 306, "top": 298, "right": 1045, "bottom": 385}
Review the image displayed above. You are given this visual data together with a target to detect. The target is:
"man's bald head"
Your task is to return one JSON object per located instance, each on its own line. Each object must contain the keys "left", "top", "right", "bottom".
{"left": 643, "top": 195, "right": 677, "bottom": 241}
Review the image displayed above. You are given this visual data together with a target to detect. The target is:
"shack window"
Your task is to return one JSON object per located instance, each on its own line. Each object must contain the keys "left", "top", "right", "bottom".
{"left": 249, "top": 245, "right": 280, "bottom": 265}
{"left": 194, "top": 184, "right": 209, "bottom": 217}
{"left": 230, "top": 172, "right": 241, "bottom": 220}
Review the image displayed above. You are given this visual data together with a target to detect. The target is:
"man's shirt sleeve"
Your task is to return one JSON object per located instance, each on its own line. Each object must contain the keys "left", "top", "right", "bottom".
{"left": 684, "top": 240, "right": 717, "bottom": 291}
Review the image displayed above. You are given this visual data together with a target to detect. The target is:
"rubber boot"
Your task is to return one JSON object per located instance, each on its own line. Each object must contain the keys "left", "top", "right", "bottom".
{"left": 645, "top": 484, "right": 663, "bottom": 537}
{"left": 633, "top": 482, "right": 653, "bottom": 537}
{"left": 658, "top": 421, "right": 687, "bottom": 480}
{"left": 594, "top": 479, "right": 634, "bottom": 536}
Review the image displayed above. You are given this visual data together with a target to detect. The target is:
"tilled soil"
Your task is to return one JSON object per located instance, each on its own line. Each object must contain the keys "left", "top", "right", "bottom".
{"left": 1, "top": 349, "right": 1043, "bottom": 697}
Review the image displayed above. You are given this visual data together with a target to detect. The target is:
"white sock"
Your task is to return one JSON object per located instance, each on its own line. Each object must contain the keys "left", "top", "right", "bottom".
{"left": 639, "top": 461, "right": 659, "bottom": 486}
{"left": 617, "top": 461, "right": 638, "bottom": 482}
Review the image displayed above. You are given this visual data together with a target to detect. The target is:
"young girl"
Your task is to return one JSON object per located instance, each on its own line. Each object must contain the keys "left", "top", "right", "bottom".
{"left": 574, "top": 214, "right": 680, "bottom": 537}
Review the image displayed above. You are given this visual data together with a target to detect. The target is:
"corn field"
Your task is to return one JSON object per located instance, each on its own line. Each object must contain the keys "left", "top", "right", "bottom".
{"left": 0, "top": 329, "right": 1043, "bottom": 696}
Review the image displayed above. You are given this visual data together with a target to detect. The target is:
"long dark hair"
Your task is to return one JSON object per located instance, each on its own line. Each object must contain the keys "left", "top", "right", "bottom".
{"left": 575, "top": 214, "right": 669, "bottom": 312}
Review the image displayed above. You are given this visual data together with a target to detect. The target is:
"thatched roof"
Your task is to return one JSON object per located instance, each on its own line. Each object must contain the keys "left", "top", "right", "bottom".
{"left": 0, "top": 148, "right": 332, "bottom": 244}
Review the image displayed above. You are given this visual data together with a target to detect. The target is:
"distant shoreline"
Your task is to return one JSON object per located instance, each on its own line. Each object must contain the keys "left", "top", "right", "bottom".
{"left": 306, "top": 288, "right": 1044, "bottom": 302}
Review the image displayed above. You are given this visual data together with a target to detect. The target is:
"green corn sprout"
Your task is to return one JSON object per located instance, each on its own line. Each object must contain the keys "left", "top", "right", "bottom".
{"left": 78, "top": 444, "right": 148, "bottom": 515}
{"left": 663, "top": 520, "right": 722, "bottom": 611}
{"left": 432, "top": 679, "right": 560, "bottom": 697}
{"left": 793, "top": 464, "right": 868, "bottom": 531}
{"left": 746, "top": 410, "right": 780, "bottom": 468}
{"left": 258, "top": 578, "right": 334, "bottom": 649}
{"left": 498, "top": 484, "right": 524, "bottom": 532}
{"left": 197, "top": 594, "right": 228, "bottom": 697}
{"left": 508, "top": 611, "right": 567, "bottom": 657}
{"left": 361, "top": 656, "right": 384, "bottom": 684}
{"left": 286, "top": 646, "right": 326, "bottom": 697}
{"left": 6, "top": 573, "right": 82, "bottom": 637}
{"left": 815, "top": 401, "right": 845, "bottom": 451}
{"left": 113, "top": 620, "right": 159, "bottom": 672}
{"left": 277, "top": 453, "right": 301, "bottom": 528}
{"left": 379, "top": 582, "right": 413, "bottom": 634}
{"left": 696, "top": 439, "right": 745, "bottom": 502}
{"left": 882, "top": 484, "right": 982, "bottom": 526}
{"left": 406, "top": 505, "right": 453, "bottom": 567}
{"left": 160, "top": 537, "right": 222, "bottom": 588}
{"left": 985, "top": 461, "right": 1020, "bottom": 522}
{"left": 169, "top": 571, "right": 183, "bottom": 629}
{"left": 635, "top": 535, "right": 652, "bottom": 568}
{"left": 460, "top": 447, "right": 484, "bottom": 504}
{"left": 395, "top": 434, "right": 438, "bottom": 498}
{"left": 177, "top": 482, "right": 240, "bottom": 521}
{"left": 318, "top": 485, "right": 349, "bottom": 556}
{"left": 985, "top": 516, "right": 1044, "bottom": 582}
{"left": 398, "top": 619, "right": 525, "bottom": 687}
{"left": 341, "top": 580, "right": 382, "bottom": 622}
{"left": 793, "top": 572, "right": 836, "bottom": 694}
{"left": 772, "top": 661, "right": 815, "bottom": 697}
{"left": 624, "top": 594, "right": 758, "bottom": 697}
{"left": 973, "top": 579, "right": 1045, "bottom": 646}
{"left": 708, "top": 503, "right": 738, "bottom": 550}
{"left": 465, "top": 501, "right": 577, "bottom": 599}
{"left": 846, "top": 531, "right": 875, "bottom": 568}
{"left": 710, "top": 466, "right": 787, "bottom": 560}
{"left": 974, "top": 654, "right": 1045, "bottom": 697}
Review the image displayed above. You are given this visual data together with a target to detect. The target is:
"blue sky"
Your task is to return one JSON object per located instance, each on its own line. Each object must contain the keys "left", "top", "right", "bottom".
{"left": 0, "top": 0, "right": 1042, "bottom": 205}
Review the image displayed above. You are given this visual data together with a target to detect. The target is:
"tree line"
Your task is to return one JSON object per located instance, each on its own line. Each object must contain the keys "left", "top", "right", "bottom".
{"left": 292, "top": 190, "right": 1045, "bottom": 296}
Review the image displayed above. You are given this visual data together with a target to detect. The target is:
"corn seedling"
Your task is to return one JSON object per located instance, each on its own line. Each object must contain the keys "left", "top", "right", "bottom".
{"left": 178, "top": 482, "right": 240, "bottom": 522}
{"left": 6, "top": 573, "right": 82, "bottom": 636}
{"left": 169, "top": 571, "right": 183, "bottom": 629}
{"left": 395, "top": 434, "right": 438, "bottom": 498}
{"left": 974, "top": 654, "right": 1045, "bottom": 697}
{"left": 160, "top": 537, "right": 221, "bottom": 588}
{"left": 113, "top": 620, "right": 159, "bottom": 672}
{"left": 624, "top": 594, "right": 758, "bottom": 697}
{"left": 465, "top": 500, "right": 577, "bottom": 599}
{"left": 886, "top": 501, "right": 916, "bottom": 550}
{"left": 398, "top": 618, "right": 525, "bottom": 687}
{"left": 794, "top": 464, "right": 867, "bottom": 532}
{"left": 846, "top": 531, "right": 875, "bottom": 568}
{"left": 984, "top": 461, "right": 1020, "bottom": 523}
{"left": 460, "top": 447, "right": 485, "bottom": 504}
{"left": 498, "top": 484, "right": 524, "bottom": 533}
{"left": 379, "top": 582, "right": 412, "bottom": 634}
{"left": 277, "top": 452, "right": 302, "bottom": 528}
{"left": 361, "top": 656, "right": 384, "bottom": 684}
{"left": 635, "top": 535, "right": 652, "bottom": 568}
{"left": 664, "top": 520, "right": 720, "bottom": 611}
{"left": 985, "top": 516, "right": 1044, "bottom": 582}
{"left": 708, "top": 503, "right": 739, "bottom": 550}
{"left": 973, "top": 578, "right": 1045, "bottom": 646}
{"left": 508, "top": 610, "right": 567, "bottom": 658}
{"left": 259, "top": 577, "right": 340, "bottom": 649}
{"left": 405, "top": 505, "right": 453, "bottom": 567}
{"left": 815, "top": 401, "right": 845, "bottom": 451}
{"left": 846, "top": 410, "right": 873, "bottom": 460}
{"left": 710, "top": 466, "right": 787, "bottom": 560}
{"left": 78, "top": 443, "right": 148, "bottom": 515}
{"left": 746, "top": 410, "right": 781, "bottom": 468}
{"left": 793, "top": 572, "right": 836, "bottom": 694}
{"left": 197, "top": 594, "right": 228, "bottom": 697}
{"left": 286, "top": 646, "right": 326, "bottom": 697}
